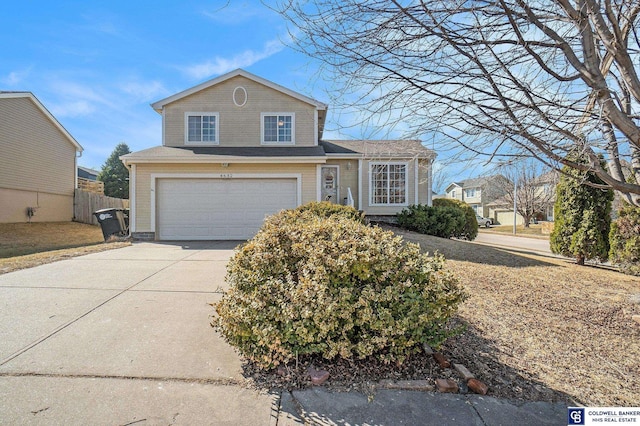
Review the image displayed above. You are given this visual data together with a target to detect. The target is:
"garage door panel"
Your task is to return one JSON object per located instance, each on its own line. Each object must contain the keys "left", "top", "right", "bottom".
{"left": 157, "top": 178, "right": 297, "bottom": 240}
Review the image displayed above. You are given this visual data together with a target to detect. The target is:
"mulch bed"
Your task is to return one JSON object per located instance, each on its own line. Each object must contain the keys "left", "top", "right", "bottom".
{"left": 237, "top": 226, "right": 640, "bottom": 406}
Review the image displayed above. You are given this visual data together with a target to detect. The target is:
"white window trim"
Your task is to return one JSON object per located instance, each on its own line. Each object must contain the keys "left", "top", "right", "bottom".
{"left": 184, "top": 112, "right": 220, "bottom": 145}
{"left": 261, "top": 112, "right": 295, "bottom": 145}
{"left": 369, "top": 161, "right": 409, "bottom": 206}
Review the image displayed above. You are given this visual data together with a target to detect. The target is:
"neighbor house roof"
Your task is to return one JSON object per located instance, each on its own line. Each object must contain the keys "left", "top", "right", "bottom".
{"left": 445, "top": 175, "right": 508, "bottom": 193}
{"left": 321, "top": 140, "right": 435, "bottom": 159}
{"left": 120, "top": 145, "right": 328, "bottom": 165}
{"left": 0, "top": 91, "right": 83, "bottom": 153}
{"left": 77, "top": 165, "right": 100, "bottom": 180}
{"left": 150, "top": 68, "right": 328, "bottom": 113}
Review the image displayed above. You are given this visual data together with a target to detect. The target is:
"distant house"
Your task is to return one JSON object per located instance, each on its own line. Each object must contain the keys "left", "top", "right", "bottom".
{"left": 443, "top": 175, "right": 510, "bottom": 217}
{"left": 487, "top": 171, "right": 558, "bottom": 225}
{"left": 121, "top": 68, "right": 436, "bottom": 241}
{"left": 0, "top": 92, "right": 83, "bottom": 223}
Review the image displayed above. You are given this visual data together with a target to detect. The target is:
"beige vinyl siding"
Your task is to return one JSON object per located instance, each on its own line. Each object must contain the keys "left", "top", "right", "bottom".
{"left": 163, "top": 76, "right": 317, "bottom": 148}
{"left": 133, "top": 163, "right": 319, "bottom": 232}
{"left": 324, "top": 159, "right": 358, "bottom": 208}
{"left": 0, "top": 97, "right": 77, "bottom": 196}
{"left": 0, "top": 188, "right": 73, "bottom": 222}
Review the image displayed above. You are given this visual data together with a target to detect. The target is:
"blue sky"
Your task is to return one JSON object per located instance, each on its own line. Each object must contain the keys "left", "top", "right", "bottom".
{"left": 1, "top": 1, "right": 488, "bottom": 190}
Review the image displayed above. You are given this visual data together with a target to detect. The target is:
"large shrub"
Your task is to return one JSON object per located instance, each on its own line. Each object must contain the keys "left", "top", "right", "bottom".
{"left": 433, "top": 198, "right": 479, "bottom": 240}
{"left": 610, "top": 205, "right": 640, "bottom": 276}
{"left": 213, "top": 209, "right": 466, "bottom": 368}
{"left": 550, "top": 156, "right": 613, "bottom": 265}
{"left": 295, "top": 201, "right": 365, "bottom": 223}
{"left": 396, "top": 202, "right": 476, "bottom": 240}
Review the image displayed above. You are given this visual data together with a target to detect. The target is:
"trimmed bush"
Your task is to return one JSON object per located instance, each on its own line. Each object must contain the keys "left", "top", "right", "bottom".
{"left": 396, "top": 202, "right": 477, "bottom": 240}
{"left": 213, "top": 209, "right": 466, "bottom": 368}
{"left": 433, "top": 198, "right": 479, "bottom": 240}
{"left": 295, "top": 201, "right": 365, "bottom": 223}
{"left": 610, "top": 205, "right": 640, "bottom": 276}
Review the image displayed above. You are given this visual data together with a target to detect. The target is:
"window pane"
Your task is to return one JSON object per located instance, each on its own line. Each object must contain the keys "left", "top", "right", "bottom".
{"left": 188, "top": 116, "right": 201, "bottom": 142}
{"left": 264, "top": 116, "right": 277, "bottom": 142}
{"left": 278, "top": 115, "right": 292, "bottom": 142}
{"left": 202, "top": 115, "right": 216, "bottom": 142}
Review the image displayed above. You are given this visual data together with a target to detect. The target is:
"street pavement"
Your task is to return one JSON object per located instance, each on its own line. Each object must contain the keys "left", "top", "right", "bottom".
{"left": 474, "top": 231, "right": 553, "bottom": 256}
{"left": 0, "top": 241, "right": 568, "bottom": 425}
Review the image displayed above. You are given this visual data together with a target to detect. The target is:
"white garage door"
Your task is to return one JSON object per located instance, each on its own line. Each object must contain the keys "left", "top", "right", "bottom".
{"left": 157, "top": 178, "right": 297, "bottom": 240}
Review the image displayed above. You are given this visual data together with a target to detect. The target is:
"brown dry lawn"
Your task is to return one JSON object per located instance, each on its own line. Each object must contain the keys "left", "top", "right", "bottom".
{"left": 0, "top": 222, "right": 130, "bottom": 274}
{"left": 393, "top": 226, "right": 640, "bottom": 406}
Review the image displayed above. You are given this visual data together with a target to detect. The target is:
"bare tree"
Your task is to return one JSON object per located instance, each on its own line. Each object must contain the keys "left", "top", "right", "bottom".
{"left": 495, "top": 164, "right": 558, "bottom": 227}
{"left": 274, "top": 0, "right": 640, "bottom": 205}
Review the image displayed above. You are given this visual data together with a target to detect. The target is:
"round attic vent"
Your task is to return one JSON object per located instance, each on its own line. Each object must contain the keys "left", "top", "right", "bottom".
{"left": 233, "top": 86, "right": 247, "bottom": 107}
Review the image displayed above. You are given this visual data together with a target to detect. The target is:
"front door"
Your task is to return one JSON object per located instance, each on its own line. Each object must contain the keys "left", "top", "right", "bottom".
{"left": 321, "top": 166, "right": 339, "bottom": 203}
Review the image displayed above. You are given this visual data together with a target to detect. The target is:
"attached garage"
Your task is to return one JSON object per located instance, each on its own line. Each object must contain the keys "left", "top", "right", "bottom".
{"left": 156, "top": 177, "right": 298, "bottom": 240}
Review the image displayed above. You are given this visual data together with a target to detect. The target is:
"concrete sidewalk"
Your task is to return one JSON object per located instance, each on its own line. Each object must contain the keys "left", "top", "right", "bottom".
{"left": 0, "top": 242, "right": 568, "bottom": 425}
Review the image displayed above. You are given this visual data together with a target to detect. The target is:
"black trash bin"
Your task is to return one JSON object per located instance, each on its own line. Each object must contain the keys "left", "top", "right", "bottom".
{"left": 94, "top": 208, "right": 127, "bottom": 240}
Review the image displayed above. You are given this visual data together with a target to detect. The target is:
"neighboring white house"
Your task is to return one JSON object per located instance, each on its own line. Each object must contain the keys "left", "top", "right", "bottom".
{"left": 121, "top": 69, "right": 436, "bottom": 240}
{"left": 0, "top": 91, "right": 83, "bottom": 223}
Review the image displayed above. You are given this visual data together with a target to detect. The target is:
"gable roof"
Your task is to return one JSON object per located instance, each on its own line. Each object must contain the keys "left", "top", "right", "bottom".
{"left": 150, "top": 68, "right": 328, "bottom": 113}
{"left": 321, "top": 140, "right": 435, "bottom": 159}
{"left": 0, "top": 91, "right": 83, "bottom": 153}
{"left": 445, "top": 175, "right": 509, "bottom": 193}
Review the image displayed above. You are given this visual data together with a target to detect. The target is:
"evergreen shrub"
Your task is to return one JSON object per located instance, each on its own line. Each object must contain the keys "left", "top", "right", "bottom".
{"left": 213, "top": 208, "right": 466, "bottom": 368}
{"left": 610, "top": 205, "right": 640, "bottom": 276}
{"left": 396, "top": 203, "right": 473, "bottom": 239}
{"left": 433, "top": 198, "right": 479, "bottom": 240}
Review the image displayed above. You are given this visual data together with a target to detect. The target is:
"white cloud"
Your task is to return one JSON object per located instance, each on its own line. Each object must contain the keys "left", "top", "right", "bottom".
{"left": 44, "top": 79, "right": 118, "bottom": 118}
{"left": 119, "top": 80, "right": 167, "bottom": 102}
{"left": 1, "top": 68, "right": 32, "bottom": 86}
{"left": 201, "top": 2, "right": 264, "bottom": 24}
{"left": 182, "top": 39, "right": 284, "bottom": 80}
{"left": 49, "top": 100, "right": 95, "bottom": 118}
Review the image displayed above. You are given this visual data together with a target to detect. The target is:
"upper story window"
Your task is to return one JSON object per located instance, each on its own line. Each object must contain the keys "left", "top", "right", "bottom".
{"left": 261, "top": 113, "right": 295, "bottom": 144}
{"left": 465, "top": 188, "right": 477, "bottom": 198}
{"left": 451, "top": 190, "right": 456, "bottom": 198}
{"left": 370, "top": 162, "right": 408, "bottom": 206}
{"left": 185, "top": 112, "right": 219, "bottom": 145}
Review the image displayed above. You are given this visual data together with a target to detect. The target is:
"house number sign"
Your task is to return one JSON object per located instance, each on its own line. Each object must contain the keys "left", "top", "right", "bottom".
{"left": 220, "top": 174, "right": 233, "bottom": 179}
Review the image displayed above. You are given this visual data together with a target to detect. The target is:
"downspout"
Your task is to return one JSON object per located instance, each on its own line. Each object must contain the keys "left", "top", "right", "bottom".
{"left": 120, "top": 158, "right": 134, "bottom": 238}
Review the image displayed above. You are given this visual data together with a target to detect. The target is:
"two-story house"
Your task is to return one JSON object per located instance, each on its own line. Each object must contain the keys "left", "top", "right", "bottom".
{"left": 443, "top": 175, "right": 509, "bottom": 218}
{"left": 0, "top": 91, "right": 83, "bottom": 223}
{"left": 121, "top": 69, "right": 435, "bottom": 240}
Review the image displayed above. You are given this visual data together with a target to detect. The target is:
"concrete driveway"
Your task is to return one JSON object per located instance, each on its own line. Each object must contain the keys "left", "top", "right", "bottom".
{"left": 0, "top": 241, "right": 277, "bottom": 425}
{"left": 1, "top": 241, "right": 567, "bottom": 425}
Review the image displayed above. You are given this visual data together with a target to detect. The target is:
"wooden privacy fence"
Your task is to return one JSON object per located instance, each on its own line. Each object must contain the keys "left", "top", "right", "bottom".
{"left": 74, "top": 189, "right": 130, "bottom": 225}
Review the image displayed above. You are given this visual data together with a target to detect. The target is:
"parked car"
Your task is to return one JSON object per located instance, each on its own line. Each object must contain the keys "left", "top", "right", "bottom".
{"left": 476, "top": 214, "right": 493, "bottom": 228}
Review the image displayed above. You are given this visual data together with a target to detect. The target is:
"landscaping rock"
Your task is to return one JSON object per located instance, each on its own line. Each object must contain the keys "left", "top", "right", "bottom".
{"left": 422, "top": 343, "right": 434, "bottom": 355}
{"left": 307, "top": 366, "right": 330, "bottom": 386}
{"left": 468, "top": 378, "right": 489, "bottom": 395}
{"left": 632, "top": 315, "right": 640, "bottom": 325}
{"left": 453, "top": 363, "right": 475, "bottom": 381}
{"left": 433, "top": 353, "right": 451, "bottom": 369}
{"left": 435, "top": 378, "right": 458, "bottom": 393}
{"left": 378, "top": 380, "right": 434, "bottom": 391}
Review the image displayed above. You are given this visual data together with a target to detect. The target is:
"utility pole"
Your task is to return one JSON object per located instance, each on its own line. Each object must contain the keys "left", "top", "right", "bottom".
{"left": 513, "top": 177, "right": 517, "bottom": 235}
